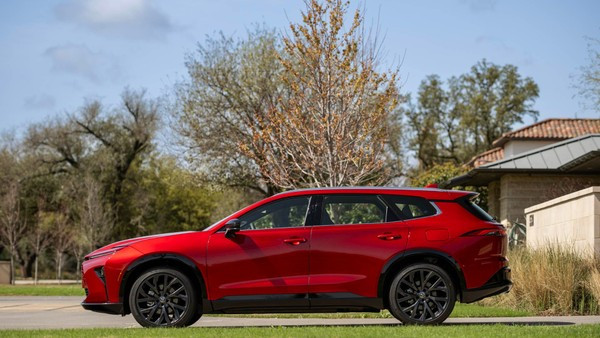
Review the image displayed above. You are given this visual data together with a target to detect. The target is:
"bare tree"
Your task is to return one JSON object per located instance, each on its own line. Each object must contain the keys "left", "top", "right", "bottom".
{"left": 51, "top": 211, "right": 73, "bottom": 283}
{"left": 244, "top": 0, "right": 400, "bottom": 189}
{"left": 0, "top": 182, "right": 26, "bottom": 284}
{"left": 28, "top": 208, "right": 54, "bottom": 284}
{"left": 575, "top": 37, "right": 600, "bottom": 113}
{"left": 75, "top": 175, "right": 113, "bottom": 251}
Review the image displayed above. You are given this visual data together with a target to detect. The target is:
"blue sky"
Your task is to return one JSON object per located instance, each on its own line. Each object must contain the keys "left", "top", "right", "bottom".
{"left": 1, "top": 0, "right": 599, "bottom": 135}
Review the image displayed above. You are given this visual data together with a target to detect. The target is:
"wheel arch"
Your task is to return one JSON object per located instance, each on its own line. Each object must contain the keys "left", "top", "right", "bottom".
{"left": 378, "top": 249, "right": 466, "bottom": 308}
{"left": 119, "top": 253, "right": 209, "bottom": 315}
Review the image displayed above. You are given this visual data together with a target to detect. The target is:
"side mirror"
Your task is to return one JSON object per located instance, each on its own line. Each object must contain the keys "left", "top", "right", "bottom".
{"left": 224, "top": 218, "right": 241, "bottom": 239}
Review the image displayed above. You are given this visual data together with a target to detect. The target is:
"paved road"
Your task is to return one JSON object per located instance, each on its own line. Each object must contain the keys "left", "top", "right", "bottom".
{"left": 1, "top": 296, "right": 599, "bottom": 329}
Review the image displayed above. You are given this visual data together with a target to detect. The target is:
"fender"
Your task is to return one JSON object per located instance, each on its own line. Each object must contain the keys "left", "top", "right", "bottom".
{"left": 377, "top": 249, "right": 466, "bottom": 300}
{"left": 119, "top": 253, "right": 210, "bottom": 314}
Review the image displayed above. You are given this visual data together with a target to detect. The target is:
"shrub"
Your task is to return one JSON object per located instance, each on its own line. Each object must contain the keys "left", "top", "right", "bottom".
{"left": 482, "top": 246, "right": 600, "bottom": 315}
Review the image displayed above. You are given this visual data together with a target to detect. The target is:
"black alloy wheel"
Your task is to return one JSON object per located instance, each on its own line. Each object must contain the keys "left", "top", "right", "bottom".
{"left": 129, "top": 268, "right": 200, "bottom": 327}
{"left": 388, "top": 263, "right": 456, "bottom": 325}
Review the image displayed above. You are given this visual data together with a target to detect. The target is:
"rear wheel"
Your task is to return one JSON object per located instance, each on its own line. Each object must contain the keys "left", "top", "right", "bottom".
{"left": 388, "top": 263, "right": 456, "bottom": 325}
{"left": 129, "top": 268, "right": 200, "bottom": 327}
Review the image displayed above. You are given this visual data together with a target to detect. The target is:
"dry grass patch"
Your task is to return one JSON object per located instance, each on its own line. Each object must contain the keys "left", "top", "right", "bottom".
{"left": 483, "top": 246, "right": 600, "bottom": 315}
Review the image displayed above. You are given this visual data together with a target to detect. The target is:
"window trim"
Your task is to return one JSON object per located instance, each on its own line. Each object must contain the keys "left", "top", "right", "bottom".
{"left": 380, "top": 194, "right": 440, "bottom": 221}
{"left": 217, "top": 195, "right": 314, "bottom": 232}
{"left": 311, "top": 194, "right": 398, "bottom": 227}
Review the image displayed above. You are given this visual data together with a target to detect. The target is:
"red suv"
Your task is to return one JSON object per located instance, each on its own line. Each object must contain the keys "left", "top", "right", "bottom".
{"left": 81, "top": 187, "right": 511, "bottom": 327}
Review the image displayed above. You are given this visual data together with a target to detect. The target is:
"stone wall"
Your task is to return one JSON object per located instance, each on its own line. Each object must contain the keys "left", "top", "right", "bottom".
{"left": 491, "top": 174, "right": 600, "bottom": 226}
{"left": 525, "top": 186, "right": 600, "bottom": 258}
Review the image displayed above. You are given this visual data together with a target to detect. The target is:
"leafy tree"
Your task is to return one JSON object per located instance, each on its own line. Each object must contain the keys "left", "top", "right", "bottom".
{"left": 173, "top": 26, "right": 283, "bottom": 196}
{"left": 410, "top": 162, "right": 488, "bottom": 209}
{"left": 404, "top": 60, "right": 539, "bottom": 170}
{"left": 73, "top": 89, "right": 159, "bottom": 237}
{"left": 459, "top": 60, "right": 539, "bottom": 152}
{"left": 16, "top": 172, "right": 61, "bottom": 278}
{"left": 244, "top": 0, "right": 401, "bottom": 189}
{"left": 404, "top": 76, "right": 446, "bottom": 170}
{"left": 409, "top": 162, "right": 466, "bottom": 188}
{"left": 128, "top": 155, "right": 217, "bottom": 234}
{"left": 26, "top": 88, "right": 159, "bottom": 239}
{"left": 174, "top": 1, "right": 403, "bottom": 194}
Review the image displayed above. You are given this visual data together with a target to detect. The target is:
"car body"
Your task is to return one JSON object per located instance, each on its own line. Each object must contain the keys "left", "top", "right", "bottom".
{"left": 81, "top": 187, "right": 512, "bottom": 327}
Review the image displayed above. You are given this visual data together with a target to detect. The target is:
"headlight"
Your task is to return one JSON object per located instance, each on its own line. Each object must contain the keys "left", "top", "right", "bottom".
{"left": 85, "top": 245, "right": 129, "bottom": 260}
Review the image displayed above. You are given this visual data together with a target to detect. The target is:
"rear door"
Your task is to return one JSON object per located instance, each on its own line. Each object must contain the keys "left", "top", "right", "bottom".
{"left": 308, "top": 194, "right": 409, "bottom": 304}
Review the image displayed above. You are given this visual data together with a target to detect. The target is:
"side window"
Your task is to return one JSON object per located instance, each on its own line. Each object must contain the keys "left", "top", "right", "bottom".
{"left": 238, "top": 196, "right": 310, "bottom": 230}
{"left": 384, "top": 195, "right": 437, "bottom": 220}
{"left": 320, "top": 195, "right": 386, "bottom": 225}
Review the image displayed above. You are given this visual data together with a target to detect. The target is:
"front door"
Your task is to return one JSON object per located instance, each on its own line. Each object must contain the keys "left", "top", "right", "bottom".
{"left": 207, "top": 196, "right": 312, "bottom": 310}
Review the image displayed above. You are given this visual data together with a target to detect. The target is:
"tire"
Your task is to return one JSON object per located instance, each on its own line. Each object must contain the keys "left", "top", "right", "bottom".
{"left": 129, "top": 267, "right": 201, "bottom": 327}
{"left": 388, "top": 263, "right": 456, "bottom": 325}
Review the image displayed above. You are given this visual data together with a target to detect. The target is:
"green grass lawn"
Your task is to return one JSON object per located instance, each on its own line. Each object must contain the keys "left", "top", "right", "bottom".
{"left": 0, "top": 284, "right": 84, "bottom": 296}
{"left": 1, "top": 325, "right": 599, "bottom": 338}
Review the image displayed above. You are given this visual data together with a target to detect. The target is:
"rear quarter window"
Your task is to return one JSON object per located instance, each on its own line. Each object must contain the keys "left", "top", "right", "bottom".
{"left": 458, "top": 195, "right": 495, "bottom": 222}
{"left": 382, "top": 195, "right": 437, "bottom": 220}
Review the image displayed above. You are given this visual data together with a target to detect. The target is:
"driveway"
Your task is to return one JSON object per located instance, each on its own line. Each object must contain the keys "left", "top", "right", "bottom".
{"left": 1, "top": 296, "right": 599, "bottom": 329}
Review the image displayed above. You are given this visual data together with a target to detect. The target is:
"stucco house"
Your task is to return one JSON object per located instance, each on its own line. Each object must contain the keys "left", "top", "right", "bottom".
{"left": 442, "top": 118, "right": 600, "bottom": 226}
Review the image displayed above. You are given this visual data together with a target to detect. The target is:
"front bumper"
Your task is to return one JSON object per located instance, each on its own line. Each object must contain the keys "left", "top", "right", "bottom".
{"left": 81, "top": 302, "right": 123, "bottom": 315}
{"left": 461, "top": 267, "right": 512, "bottom": 303}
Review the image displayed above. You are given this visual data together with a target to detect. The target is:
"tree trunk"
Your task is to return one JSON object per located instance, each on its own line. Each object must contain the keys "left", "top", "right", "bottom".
{"left": 75, "top": 256, "right": 81, "bottom": 282}
{"left": 56, "top": 250, "right": 63, "bottom": 284}
{"left": 23, "top": 253, "right": 36, "bottom": 278}
{"left": 9, "top": 251, "right": 15, "bottom": 285}
{"left": 34, "top": 255, "right": 38, "bottom": 285}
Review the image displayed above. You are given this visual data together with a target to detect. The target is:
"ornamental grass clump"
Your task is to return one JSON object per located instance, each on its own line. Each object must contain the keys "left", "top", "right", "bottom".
{"left": 483, "top": 245, "right": 600, "bottom": 315}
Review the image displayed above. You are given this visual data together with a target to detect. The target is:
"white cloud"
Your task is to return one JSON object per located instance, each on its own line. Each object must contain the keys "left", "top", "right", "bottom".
{"left": 23, "top": 94, "right": 56, "bottom": 110}
{"left": 44, "top": 44, "right": 121, "bottom": 83}
{"left": 55, "top": 0, "right": 172, "bottom": 40}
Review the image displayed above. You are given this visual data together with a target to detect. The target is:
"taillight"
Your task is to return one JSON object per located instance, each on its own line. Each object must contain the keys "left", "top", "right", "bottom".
{"left": 462, "top": 228, "right": 506, "bottom": 237}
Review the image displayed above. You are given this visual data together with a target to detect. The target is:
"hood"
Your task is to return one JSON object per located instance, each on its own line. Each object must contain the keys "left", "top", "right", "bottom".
{"left": 84, "top": 231, "right": 194, "bottom": 260}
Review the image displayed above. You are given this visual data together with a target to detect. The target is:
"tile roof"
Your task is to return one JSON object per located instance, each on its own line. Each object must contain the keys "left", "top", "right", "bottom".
{"left": 466, "top": 147, "right": 504, "bottom": 168}
{"left": 492, "top": 118, "right": 600, "bottom": 147}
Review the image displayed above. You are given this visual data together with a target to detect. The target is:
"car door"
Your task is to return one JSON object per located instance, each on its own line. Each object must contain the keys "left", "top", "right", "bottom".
{"left": 207, "top": 195, "right": 312, "bottom": 310}
{"left": 308, "top": 194, "right": 409, "bottom": 304}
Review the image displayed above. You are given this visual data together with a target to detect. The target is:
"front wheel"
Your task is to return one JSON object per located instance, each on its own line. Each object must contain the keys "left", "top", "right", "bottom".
{"left": 129, "top": 267, "right": 200, "bottom": 327}
{"left": 388, "top": 263, "right": 456, "bottom": 325}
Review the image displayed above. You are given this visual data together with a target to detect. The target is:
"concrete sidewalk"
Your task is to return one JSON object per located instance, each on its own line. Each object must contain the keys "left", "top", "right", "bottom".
{"left": 13, "top": 279, "right": 79, "bottom": 285}
{"left": 1, "top": 296, "right": 599, "bottom": 329}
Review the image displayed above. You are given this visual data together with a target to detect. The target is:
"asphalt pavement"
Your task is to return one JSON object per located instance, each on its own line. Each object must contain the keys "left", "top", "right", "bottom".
{"left": 1, "top": 296, "right": 599, "bottom": 330}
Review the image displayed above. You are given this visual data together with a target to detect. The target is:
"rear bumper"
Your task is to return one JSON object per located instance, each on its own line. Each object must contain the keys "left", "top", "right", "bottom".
{"left": 81, "top": 302, "right": 123, "bottom": 315}
{"left": 461, "top": 267, "right": 512, "bottom": 303}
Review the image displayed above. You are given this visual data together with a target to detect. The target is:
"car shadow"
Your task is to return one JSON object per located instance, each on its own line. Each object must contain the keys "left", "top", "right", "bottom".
{"left": 441, "top": 321, "right": 575, "bottom": 326}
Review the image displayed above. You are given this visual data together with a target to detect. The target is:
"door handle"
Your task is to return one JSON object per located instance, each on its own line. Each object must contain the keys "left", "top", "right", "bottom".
{"left": 283, "top": 237, "right": 307, "bottom": 246}
{"left": 377, "top": 233, "right": 402, "bottom": 240}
